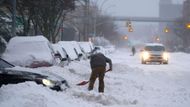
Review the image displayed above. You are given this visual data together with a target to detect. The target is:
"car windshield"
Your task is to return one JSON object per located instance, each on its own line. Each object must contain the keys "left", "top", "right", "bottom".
{"left": 145, "top": 46, "right": 165, "bottom": 51}
{"left": 0, "top": 58, "right": 14, "bottom": 68}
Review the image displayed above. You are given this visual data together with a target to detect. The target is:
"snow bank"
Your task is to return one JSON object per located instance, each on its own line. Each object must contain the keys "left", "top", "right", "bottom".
{"left": 1, "top": 49, "right": 190, "bottom": 107}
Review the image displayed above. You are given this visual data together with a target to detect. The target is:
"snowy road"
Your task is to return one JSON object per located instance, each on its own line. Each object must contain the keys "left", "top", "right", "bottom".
{"left": 0, "top": 49, "right": 190, "bottom": 107}
{"left": 107, "top": 49, "right": 190, "bottom": 107}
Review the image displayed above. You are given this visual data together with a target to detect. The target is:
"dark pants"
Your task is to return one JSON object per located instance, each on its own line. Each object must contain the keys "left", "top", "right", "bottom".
{"left": 88, "top": 67, "right": 105, "bottom": 93}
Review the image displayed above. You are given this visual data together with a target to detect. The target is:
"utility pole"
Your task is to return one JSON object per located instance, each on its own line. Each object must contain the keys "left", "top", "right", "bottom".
{"left": 84, "top": 0, "right": 90, "bottom": 41}
{"left": 93, "top": 12, "right": 97, "bottom": 37}
{"left": 12, "top": 0, "right": 16, "bottom": 37}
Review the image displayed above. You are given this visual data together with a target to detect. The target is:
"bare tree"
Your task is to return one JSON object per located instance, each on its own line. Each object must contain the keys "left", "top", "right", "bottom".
{"left": 171, "top": 18, "right": 190, "bottom": 49}
{"left": 67, "top": 0, "right": 120, "bottom": 42}
{"left": 29, "top": 0, "right": 75, "bottom": 43}
{"left": 0, "top": 0, "right": 75, "bottom": 43}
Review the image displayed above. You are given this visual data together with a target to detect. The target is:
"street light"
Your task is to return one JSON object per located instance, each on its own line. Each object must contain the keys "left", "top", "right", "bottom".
{"left": 164, "top": 27, "right": 169, "bottom": 33}
{"left": 155, "top": 36, "right": 160, "bottom": 42}
{"left": 123, "top": 35, "right": 128, "bottom": 40}
{"left": 186, "top": 23, "right": 190, "bottom": 29}
{"left": 126, "top": 21, "right": 133, "bottom": 32}
{"left": 128, "top": 28, "right": 133, "bottom": 32}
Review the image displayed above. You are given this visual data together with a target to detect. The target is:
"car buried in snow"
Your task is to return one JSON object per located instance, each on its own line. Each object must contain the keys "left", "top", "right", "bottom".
{"left": 140, "top": 43, "right": 169, "bottom": 64}
{"left": 0, "top": 58, "right": 69, "bottom": 91}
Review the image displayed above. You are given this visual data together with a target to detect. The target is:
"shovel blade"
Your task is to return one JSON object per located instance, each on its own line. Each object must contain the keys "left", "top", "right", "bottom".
{"left": 76, "top": 81, "right": 89, "bottom": 86}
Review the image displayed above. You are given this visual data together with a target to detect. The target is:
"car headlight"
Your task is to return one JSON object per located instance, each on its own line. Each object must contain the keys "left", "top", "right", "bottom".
{"left": 42, "top": 79, "right": 55, "bottom": 87}
{"left": 142, "top": 51, "right": 150, "bottom": 60}
{"left": 162, "top": 52, "right": 169, "bottom": 60}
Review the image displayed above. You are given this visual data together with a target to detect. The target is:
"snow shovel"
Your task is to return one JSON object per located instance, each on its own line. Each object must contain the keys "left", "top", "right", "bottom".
{"left": 76, "top": 69, "right": 110, "bottom": 86}
{"left": 76, "top": 80, "right": 89, "bottom": 86}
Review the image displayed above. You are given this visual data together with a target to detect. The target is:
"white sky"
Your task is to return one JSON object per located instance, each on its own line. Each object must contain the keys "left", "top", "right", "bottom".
{"left": 98, "top": 0, "right": 159, "bottom": 17}
{"left": 96, "top": 0, "right": 184, "bottom": 17}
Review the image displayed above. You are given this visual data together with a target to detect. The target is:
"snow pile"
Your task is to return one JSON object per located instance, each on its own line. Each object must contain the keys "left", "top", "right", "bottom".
{"left": 0, "top": 49, "right": 190, "bottom": 107}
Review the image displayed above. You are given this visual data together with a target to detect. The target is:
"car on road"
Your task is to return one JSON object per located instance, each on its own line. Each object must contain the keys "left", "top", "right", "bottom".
{"left": 140, "top": 43, "right": 169, "bottom": 64}
{"left": 0, "top": 58, "right": 69, "bottom": 91}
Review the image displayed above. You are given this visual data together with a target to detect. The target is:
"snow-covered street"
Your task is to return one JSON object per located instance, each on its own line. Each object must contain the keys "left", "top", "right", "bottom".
{"left": 1, "top": 49, "right": 190, "bottom": 107}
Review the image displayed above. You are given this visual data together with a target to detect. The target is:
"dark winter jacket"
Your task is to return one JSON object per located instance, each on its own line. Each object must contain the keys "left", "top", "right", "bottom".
{"left": 90, "top": 53, "right": 112, "bottom": 70}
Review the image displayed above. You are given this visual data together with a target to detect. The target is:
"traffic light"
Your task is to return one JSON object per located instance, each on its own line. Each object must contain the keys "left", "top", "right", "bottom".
{"left": 123, "top": 35, "right": 128, "bottom": 40}
{"left": 164, "top": 27, "right": 169, "bottom": 33}
{"left": 128, "top": 28, "right": 133, "bottom": 32}
{"left": 155, "top": 36, "right": 160, "bottom": 42}
{"left": 186, "top": 23, "right": 190, "bottom": 29}
{"left": 126, "top": 21, "right": 133, "bottom": 32}
{"left": 126, "top": 21, "right": 131, "bottom": 27}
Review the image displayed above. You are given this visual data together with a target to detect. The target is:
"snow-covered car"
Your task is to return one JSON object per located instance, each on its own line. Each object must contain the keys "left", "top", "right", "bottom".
{"left": 58, "top": 41, "right": 79, "bottom": 61}
{"left": 52, "top": 43, "right": 70, "bottom": 66}
{"left": 59, "top": 41, "right": 83, "bottom": 60}
{"left": 0, "top": 58, "right": 69, "bottom": 91}
{"left": 2, "top": 36, "right": 56, "bottom": 68}
{"left": 140, "top": 43, "right": 169, "bottom": 64}
{"left": 94, "top": 46, "right": 107, "bottom": 55}
{"left": 78, "top": 41, "right": 94, "bottom": 58}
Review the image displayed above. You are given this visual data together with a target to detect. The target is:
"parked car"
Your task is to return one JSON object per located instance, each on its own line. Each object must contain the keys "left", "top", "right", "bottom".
{"left": 70, "top": 41, "right": 83, "bottom": 60}
{"left": 78, "top": 41, "right": 94, "bottom": 58}
{"left": 94, "top": 46, "right": 107, "bottom": 55}
{"left": 58, "top": 41, "right": 79, "bottom": 61}
{"left": 0, "top": 58, "right": 69, "bottom": 91}
{"left": 140, "top": 43, "right": 169, "bottom": 64}
{"left": 2, "top": 36, "right": 56, "bottom": 68}
{"left": 52, "top": 43, "right": 70, "bottom": 66}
